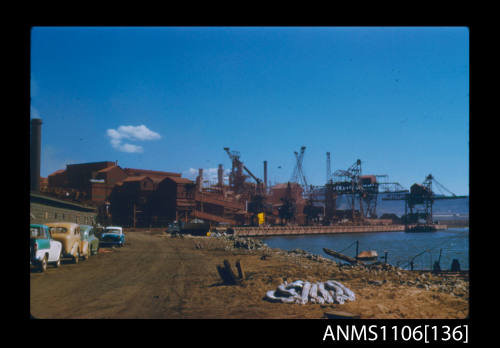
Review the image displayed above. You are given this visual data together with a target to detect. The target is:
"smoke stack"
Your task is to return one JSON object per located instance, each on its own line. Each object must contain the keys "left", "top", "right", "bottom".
{"left": 217, "top": 164, "right": 224, "bottom": 186}
{"left": 263, "top": 160, "right": 268, "bottom": 191}
{"left": 326, "top": 152, "right": 331, "bottom": 182}
{"left": 197, "top": 168, "right": 203, "bottom": 192}
{"left": 30, "top": 118, "right": 42, "bottom": 192}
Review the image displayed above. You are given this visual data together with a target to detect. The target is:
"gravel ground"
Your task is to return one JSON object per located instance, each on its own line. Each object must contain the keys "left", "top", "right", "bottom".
{"left": 30, "top": 230, "right": 469, "bottom": 319}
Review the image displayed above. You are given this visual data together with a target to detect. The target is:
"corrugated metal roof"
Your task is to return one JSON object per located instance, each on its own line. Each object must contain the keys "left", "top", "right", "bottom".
{"left": 30, "top": 192, "right": 97, "bottom": 212}
{"left": 166, "top": 177, "right": 194, "bottom": 184}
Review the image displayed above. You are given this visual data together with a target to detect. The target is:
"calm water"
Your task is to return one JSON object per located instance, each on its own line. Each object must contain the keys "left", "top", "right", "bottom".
{"left": 260, "top": 227, "right": 469, "bottom": 271}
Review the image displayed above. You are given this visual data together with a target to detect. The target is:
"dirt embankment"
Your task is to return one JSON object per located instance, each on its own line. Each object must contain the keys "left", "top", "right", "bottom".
{"left": 30, "top": 230, "right": 468, "bottom": 319}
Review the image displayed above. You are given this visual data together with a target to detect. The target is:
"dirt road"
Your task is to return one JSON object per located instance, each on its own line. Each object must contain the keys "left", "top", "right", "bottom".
{"left": 31, "top": 230, "right": 215, "bottom": 318}
{"left": 30, "top": 230, "right": 468, "bottom": 319}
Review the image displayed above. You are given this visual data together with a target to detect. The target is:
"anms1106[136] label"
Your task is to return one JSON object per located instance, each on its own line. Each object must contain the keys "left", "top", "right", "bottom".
{"left": 322, "top": 324, "right": 469, "bottom": 343}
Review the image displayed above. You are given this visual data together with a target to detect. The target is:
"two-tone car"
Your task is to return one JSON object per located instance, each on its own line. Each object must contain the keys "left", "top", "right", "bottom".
{"left": 99, "top": 226, "right": 125, "bottom": 247}
{"left": 46, "top": 222, "right": 82, "bottom": 263}
{"left": 30, "top": 224, "right": 63, "bottom": 272}
{"left": 79, "top": 224, "right": 100, "bottom": 256}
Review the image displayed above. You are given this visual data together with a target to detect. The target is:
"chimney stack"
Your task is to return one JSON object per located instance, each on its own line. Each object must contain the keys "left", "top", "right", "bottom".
{"left": 197, "top": 168, "right": 203, "bottom": 192}
{"left": 263, "top": 160, "right": 268, "bottom": 192}
{"left": 30, "top": 118, "right": 42, "bottom": 192}
{"left": 217, "top": 164, "right": 224, "bottom": 187}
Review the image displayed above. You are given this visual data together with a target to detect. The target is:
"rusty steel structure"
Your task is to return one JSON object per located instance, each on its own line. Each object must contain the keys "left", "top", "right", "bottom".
{"left": 223, "top": 147, "right": 264, "bottom": 196}
{"left": 320, "top": 158, "right": 408, "bottom": 224}
{"left": 331, "top": 159, "right": 379, "bottom": 221}
{"left": 290, "top": 146, "right": 309, "bottom": 193}
{"left": 384, "top": 174, "right": 467, "bottom": 232}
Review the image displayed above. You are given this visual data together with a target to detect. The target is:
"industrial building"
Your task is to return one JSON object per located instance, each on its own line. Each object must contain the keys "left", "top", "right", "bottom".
{"left": 31, "top": 117, "right": 463, "bottom": 231}
{"left": 30, "top": 191, "right": 97, "bottom": 225}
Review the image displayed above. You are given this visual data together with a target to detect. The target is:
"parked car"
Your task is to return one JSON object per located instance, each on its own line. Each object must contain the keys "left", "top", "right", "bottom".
{"left": 79, "top": 225, "right": 100, "bottom": 256}
{"left": 30, "top": 224, "right": 63, "bottom": 272}
{"left": 99, "top": 226, "right": 125, "bottom": 247}
{"left": 46, "top": 222, "right": 82, "bottom": 263}
{"left": 94, "top": 225, "right": 105, "bottom": 239}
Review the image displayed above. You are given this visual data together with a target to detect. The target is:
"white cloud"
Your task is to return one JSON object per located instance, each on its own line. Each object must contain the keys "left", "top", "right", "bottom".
{"left": 106, "top": 125, "right": 160, "bottom": 153}
{"left": 119, "top": 143, "right": 144, "bottom": 153}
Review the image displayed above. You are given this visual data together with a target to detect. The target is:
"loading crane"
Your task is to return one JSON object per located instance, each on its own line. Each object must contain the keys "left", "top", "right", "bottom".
{"left": 384, "top": 174, "right": 467, "bottom": 232}
{"left": 331, "top": 159, "right": 378, "bottom": 221}
{"left": 290, "top": 146, "right": 309, "bottom": 193}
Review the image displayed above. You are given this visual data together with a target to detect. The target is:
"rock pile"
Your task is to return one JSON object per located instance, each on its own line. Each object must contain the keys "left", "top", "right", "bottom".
{"left": 287, "top": 248, "right": 335, "bottom": 264}
{"left": 217, "top": 235, "right": 269, "bottom": 251}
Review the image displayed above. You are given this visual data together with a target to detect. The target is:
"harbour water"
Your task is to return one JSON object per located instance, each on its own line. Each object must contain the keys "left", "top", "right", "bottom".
{"left": 261, "top": 227, "right": 469, "bottom": 270}
{"left": 261, "top": 197, "right": 469, "bottom": 271}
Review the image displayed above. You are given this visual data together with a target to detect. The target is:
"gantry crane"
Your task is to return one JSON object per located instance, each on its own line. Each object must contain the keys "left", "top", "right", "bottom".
{"left": 384, "top": 174, "right": 467, "bottom": 232}
{"left": 331, "top": 159, "right": 368, "bottom": 222}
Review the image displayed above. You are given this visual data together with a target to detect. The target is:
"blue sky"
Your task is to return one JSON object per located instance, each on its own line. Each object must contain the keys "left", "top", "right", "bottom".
{"left": 30, "top": 27, "right": 469, "bottom": 195}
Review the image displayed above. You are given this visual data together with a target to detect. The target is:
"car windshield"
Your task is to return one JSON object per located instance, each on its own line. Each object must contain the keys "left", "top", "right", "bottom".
{"left": 105, "top": 229, "right": 121, "bottom": 234}
{"left": 49, "top": 227, "right": 68, "bottom": 234}
{"left": 30, "top": 226, "right": 46, "bottom": 238}
{"left": 80, "top": 226, "right": 91, "bottom": 237}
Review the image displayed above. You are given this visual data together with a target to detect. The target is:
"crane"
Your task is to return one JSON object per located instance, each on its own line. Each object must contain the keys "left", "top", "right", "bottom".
{"left": 290, "top": 146, "right": 309, "bottom": 192}
{"left": 383, "top": 174, "right": 466, "bottom": 231}
{"left": 331, "top": 159, "right": 367, "bottom": 221}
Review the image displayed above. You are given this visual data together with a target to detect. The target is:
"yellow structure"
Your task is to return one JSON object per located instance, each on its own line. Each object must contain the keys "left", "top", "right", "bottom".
{"left": 257, "top": 212, "right": 265, "bottom": 225}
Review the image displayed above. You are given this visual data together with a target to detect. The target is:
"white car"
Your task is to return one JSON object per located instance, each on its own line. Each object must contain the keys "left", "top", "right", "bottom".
{"left": 30, "top": 224, "right": 63, "bottom": 272}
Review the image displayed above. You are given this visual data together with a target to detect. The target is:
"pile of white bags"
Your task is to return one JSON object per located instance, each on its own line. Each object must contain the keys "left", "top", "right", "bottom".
{"left": 265, "top": 280, "right": 355, "bottom": 305}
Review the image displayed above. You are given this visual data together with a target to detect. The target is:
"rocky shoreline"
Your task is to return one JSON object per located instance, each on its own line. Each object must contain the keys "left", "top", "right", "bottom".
{"left": 208, "top": 234, "right": 469, "bottom": 300}
{"left": 165, "top": 230, "right": 469, "bottom": 318}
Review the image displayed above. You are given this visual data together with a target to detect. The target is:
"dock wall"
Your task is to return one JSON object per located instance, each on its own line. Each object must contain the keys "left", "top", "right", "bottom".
{"left": 234, "top": 224, "right": 447, "bottom": 237}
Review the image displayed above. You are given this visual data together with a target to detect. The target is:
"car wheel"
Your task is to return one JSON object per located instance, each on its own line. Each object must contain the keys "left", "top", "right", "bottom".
{"left": 55, "top": 251, "right": 62, "bottom": 268}
{"left": 40, "top": 255, "right": 47, "bottom": 272}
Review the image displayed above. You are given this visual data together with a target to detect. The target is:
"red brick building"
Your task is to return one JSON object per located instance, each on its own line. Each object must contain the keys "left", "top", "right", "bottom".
{"left": 90, "top": 165, "right": 128, "bottom": 203}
